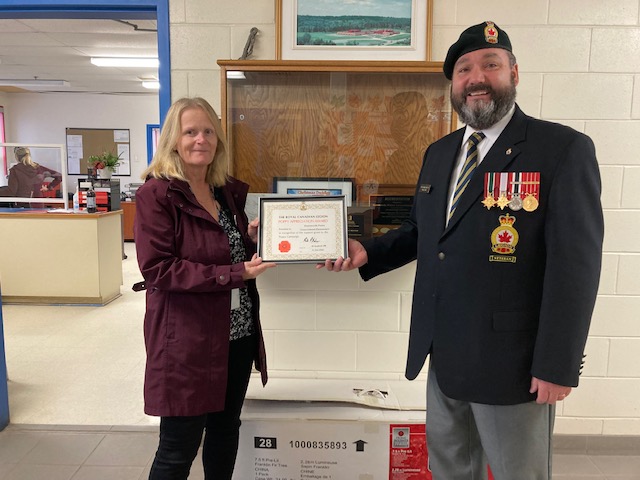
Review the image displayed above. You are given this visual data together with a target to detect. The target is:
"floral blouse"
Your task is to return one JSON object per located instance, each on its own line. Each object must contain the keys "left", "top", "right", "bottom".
{"left": 217, "top": 193, "right": 254, "bottom": 340}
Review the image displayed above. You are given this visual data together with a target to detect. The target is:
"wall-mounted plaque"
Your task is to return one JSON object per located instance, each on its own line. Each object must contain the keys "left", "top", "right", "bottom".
{"left": 370, "top": 194, "right": 413, "bottom": 236}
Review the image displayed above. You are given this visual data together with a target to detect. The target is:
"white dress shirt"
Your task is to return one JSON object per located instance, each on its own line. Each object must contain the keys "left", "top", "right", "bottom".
{"left": 445, "top": 105, "right": 516, "bottom": 223}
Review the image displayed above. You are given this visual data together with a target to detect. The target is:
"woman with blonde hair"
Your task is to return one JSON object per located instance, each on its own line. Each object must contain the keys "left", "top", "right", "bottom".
{"left": 0, "top": 147, "right": 62, "bottom": 205}
{"left": 134, "top": 97, "right": 275, "bottom": 480}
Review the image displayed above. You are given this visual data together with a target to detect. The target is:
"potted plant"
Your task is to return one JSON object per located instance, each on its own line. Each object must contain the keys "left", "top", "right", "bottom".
{"left": 87, "top": 151, "right": 121, "bottom": 179}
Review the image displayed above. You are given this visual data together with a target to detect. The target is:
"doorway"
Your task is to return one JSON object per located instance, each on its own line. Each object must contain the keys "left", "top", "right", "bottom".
{"left": 0, "top": 0, "right": 171, "bottom": 124}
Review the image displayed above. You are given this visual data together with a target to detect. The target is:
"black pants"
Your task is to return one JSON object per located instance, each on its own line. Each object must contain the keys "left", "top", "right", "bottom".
{"left": 148, "top": 335, "right": 255, "bottom": 480}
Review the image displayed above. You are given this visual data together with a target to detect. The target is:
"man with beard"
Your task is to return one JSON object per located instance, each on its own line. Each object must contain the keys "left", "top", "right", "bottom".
{"left": 321, "top": 22, "right": 603, "bottom": 479}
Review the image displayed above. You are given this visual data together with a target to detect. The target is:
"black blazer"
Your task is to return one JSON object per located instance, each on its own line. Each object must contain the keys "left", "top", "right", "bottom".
{"left": 361, "top": 105, "right": 604, "bottom": 405}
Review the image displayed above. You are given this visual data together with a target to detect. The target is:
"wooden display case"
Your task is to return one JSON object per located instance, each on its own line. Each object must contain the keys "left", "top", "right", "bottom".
{"left": 218, "top": 60, "right": 456, "bottom": 206}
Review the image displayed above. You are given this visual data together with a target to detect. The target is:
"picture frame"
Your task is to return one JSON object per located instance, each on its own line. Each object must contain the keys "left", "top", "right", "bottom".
{"left": 272, "top": 177, "right": 356, "bottom": 206}
{"left": 258, "top": 195, "right": 348, "bottom": 263}
{"left": 276, "top": 0, "right": 432, "bottom": 61}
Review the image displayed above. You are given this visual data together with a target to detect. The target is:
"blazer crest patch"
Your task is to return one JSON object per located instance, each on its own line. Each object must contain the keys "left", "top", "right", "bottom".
{"left": 489, "top": 213, "right": 518, "bottom": 263}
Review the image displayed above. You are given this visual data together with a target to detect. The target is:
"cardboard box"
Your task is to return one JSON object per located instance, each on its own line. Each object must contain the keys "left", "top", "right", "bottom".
{"left": 238, "top": 379, "right": 495, "bottom": 479}
{"left": 235, "top": 417, "right": 431, "bottom": 480}
{"left": 237, "top": 378, "right": 428, "bottom": 479}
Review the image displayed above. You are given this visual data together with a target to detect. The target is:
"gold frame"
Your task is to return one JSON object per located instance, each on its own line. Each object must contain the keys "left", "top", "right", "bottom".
{"left": 275, "top": 0, "right": 433, "bottom": 62}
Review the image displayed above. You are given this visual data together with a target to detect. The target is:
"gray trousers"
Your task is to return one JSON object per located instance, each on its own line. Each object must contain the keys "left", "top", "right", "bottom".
{"left": 426, "top": 366, "right": 555, "bottom": 480}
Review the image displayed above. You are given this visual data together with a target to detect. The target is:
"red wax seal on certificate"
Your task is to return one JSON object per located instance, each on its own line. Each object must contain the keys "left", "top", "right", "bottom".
{"left": 278, "top": 240, "right": 291, "bottom": 253}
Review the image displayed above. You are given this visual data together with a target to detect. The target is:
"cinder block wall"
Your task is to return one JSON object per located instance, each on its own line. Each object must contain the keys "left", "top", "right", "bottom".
{"left": 169, "top": 0, "right": 640, "bottom": 436}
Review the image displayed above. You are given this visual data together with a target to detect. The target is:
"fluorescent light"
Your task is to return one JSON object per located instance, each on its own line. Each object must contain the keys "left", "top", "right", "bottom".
{"left": 91, "top": 57, "right": 158, "bottom": 68}
{"left": 226, "top": 71, "right": 246, "bottom": 80}
{"left": 142, "top": 80, "right": 160, "bottom": 89}
{"left": 0, "top": 79, "right": 70, "bottom": 89}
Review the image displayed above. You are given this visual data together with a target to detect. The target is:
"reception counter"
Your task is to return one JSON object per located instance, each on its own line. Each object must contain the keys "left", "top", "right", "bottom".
{"left": 0, "top": 209, "right": 123, "bottom": 305}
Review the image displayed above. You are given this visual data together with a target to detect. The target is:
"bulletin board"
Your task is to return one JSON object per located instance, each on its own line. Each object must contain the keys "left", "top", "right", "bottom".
{"left": 65, "top": 127, "right": 131, "bottom": 175}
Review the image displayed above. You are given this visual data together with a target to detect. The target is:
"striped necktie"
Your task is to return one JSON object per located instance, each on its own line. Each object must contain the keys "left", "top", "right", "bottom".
{"left": 449, "top": 131, "right": 485, "bottom": 219}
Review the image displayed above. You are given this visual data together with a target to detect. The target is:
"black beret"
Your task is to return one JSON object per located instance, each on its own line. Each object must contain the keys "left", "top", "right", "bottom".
{"left": 443, "top": 21, "right": 512, "bottom": 80}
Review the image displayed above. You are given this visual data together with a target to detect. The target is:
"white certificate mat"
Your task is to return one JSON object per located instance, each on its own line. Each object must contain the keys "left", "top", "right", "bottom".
{"left": 258, "top": 195, "right": 348, "bottom": 263}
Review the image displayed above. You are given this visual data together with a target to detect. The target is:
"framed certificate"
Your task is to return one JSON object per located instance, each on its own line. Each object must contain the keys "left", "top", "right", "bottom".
{"left": 258, "top": 195, "right": 348, "bottom": 263}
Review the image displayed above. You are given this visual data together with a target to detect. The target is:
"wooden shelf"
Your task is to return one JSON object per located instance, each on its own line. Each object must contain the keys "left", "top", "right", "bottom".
{"left": 218, "top": 59, "right": 445, "bottom": 73}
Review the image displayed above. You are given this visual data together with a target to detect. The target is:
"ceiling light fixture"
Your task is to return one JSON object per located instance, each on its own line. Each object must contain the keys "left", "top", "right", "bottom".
{"left": 226, "top": 71, "right": 246, "bottom": 80}
{"left": 91, "top": 57, "right": 159, "bottom": 68}
{"left": 142, "top": 80, "right": 160, "bottom": 90}
{"left": 0, "top": 79, "right": 70, "bottom": 89}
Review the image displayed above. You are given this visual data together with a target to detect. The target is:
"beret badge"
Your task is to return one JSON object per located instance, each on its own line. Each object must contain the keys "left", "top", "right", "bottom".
{"left": 484, "top": 22, "right": 499, "bottom": 44}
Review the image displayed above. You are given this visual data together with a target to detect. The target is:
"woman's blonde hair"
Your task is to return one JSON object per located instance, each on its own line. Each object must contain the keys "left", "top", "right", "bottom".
{"left": 141, "top": 97, "right": 229, "bottom": 186}
{"left": 14, "top": 147, "right": 36, "bottom": 167}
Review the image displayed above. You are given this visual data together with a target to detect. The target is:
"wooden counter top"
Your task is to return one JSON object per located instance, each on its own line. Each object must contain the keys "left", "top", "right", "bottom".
{"left": 0, "top": 209, "right": 122, "bottom": 219}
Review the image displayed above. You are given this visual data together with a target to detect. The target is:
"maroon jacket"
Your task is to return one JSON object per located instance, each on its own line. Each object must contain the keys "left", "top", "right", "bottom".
{"left": 0, "top": 162, "right": 62, "bottom": 198}
{"left": 134, "top": 176, "right": 267, "bottom": 417}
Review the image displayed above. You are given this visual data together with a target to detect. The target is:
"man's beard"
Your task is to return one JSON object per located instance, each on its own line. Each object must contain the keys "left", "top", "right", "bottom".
{"left": 451, "top": 76, "right": 517, "bottom": 130}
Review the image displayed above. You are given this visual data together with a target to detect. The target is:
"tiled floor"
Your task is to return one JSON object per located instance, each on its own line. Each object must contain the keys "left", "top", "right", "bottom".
{"left": 2, "top": 242, "right": 152, "bottom": 426}
{"left": 0, "top": 243, "right": 639, "bottom": 479}
{"left": 0, "top": 425, "right": 174, "bottom": 480}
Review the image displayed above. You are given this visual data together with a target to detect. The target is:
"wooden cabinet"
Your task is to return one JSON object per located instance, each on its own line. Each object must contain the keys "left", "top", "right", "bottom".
{"left": 122, "top": 201, "right": 136, "bottom": 241}
{"left": 217, "top": 60, "right": 456, "bottom": 204}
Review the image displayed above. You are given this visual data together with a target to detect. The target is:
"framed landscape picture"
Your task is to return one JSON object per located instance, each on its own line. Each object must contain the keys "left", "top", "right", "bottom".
{"left": 276, "top": 0, "right": 432, "bottom": 61}
{"left": 273, "top": 177, "right": 356, "bottom": 206}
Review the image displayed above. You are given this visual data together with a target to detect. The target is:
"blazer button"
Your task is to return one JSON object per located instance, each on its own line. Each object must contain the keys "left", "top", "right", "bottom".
{"left": 219, "top": 274, "right": 226, "bottom": 281}
{"left": 438, "top": 252, "right": 445, "bottom": 260}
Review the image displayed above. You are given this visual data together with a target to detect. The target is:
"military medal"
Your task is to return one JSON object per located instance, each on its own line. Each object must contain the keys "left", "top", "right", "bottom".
{"left": 521, "top": 172, "right": 540, "bottom": 212}
{"left": 496, "top": 172, "right": 510, "bottom": 210}
{"left": 509, "top": 194, "right": 523, "bottom": 211}
{"left": 496, "top": 195, "right": 510, "bottom": 210}
{"left": 509, "top": 172, "right": 523, "bottom": 211}
{"left": 482, "top": 172, "right": 496, "bottom": 209}
{"left": 483, "top": 171, "right": 540, "bottom": 212}
{"left": 523, "top": 195, "right": 539, "bottom": 212}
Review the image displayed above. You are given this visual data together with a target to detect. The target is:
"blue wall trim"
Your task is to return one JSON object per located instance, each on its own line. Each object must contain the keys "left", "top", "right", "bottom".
{"left": 0, "top": 0, "right": 171, "bottom": 125}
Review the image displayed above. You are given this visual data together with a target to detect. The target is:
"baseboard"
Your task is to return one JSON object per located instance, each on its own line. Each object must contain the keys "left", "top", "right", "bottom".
{"left": 1, "top": 292, "right": 121, "bottom": 306}
{"left": 554, "top": 434, "right": 640, "bottom": 455}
